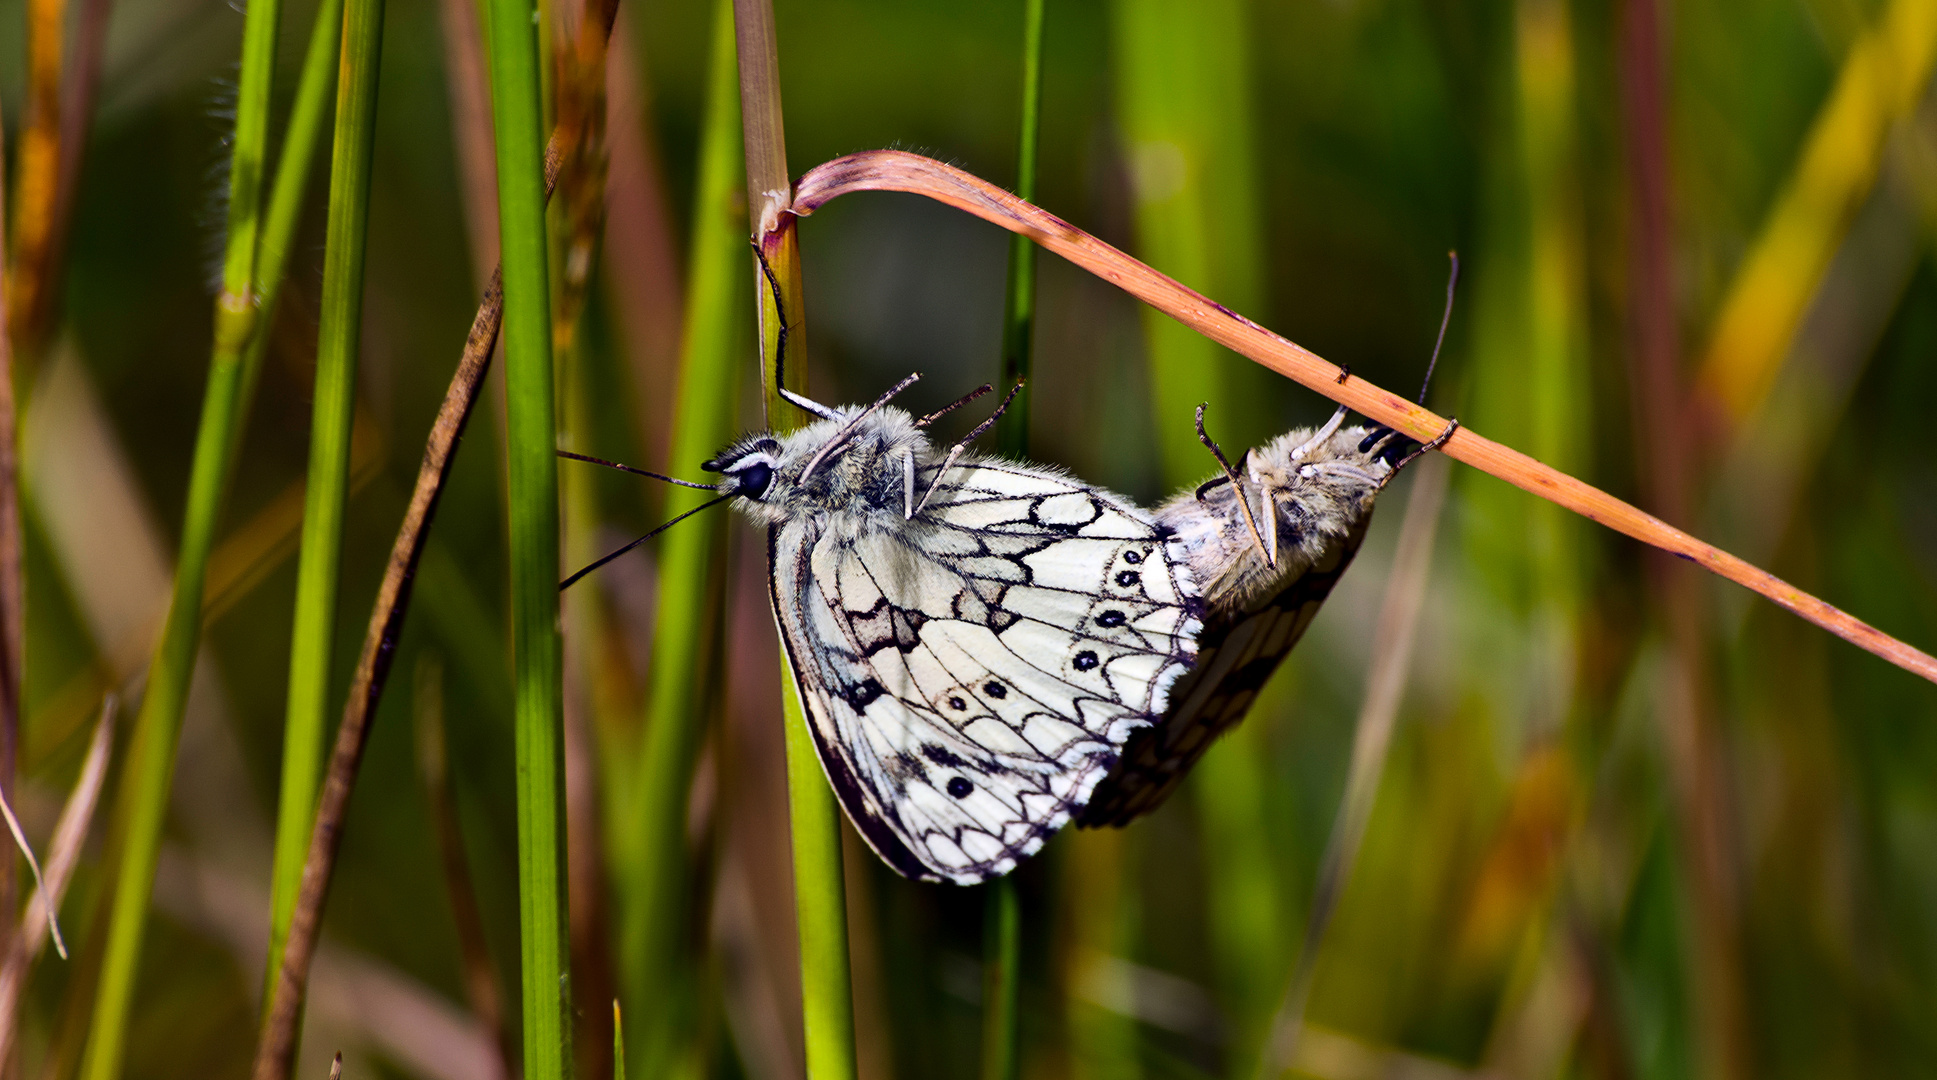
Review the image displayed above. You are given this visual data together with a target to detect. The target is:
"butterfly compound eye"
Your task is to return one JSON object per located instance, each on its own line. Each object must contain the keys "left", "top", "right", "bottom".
{"left": 733, "top": 461, "right": 773, "bottom": 500}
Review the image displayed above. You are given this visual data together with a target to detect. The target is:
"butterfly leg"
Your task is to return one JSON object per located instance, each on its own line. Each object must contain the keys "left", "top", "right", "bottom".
{"left": 1381, "top": 416, "right": 1460, "bottom": 484}
{"left": 753, "top": 241, "right": 842, "bottom": 422}
{"left": 1194, "top": 403, "right": 1273, "bottom": 567}
{"left": 1261, "top": 484, "right": 1280, "bottom": 566}
{"left": 912, "top": 381, "right": 1025, "bottom": 516}
{"left": 903, "top": 448, "right": 917, "bottom": 519}
{"left": 799, "top": 371, "right": 924, "bottom": 481}
{"left": 1287, "top": 405, "right": 1350, "bottom": 462}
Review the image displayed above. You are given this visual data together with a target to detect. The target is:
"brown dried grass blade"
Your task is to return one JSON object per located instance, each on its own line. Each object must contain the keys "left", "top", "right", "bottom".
{"left": 0, "top": 697, "right": 115, "bottom": 1062}
{"left": 784, "top": 149, "right": 1937, "bottom": 686}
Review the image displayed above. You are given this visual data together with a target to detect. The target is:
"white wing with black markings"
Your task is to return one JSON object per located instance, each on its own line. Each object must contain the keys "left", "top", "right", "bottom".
{"left": 768, "top": 458, "right": 1202, "bottom": 884}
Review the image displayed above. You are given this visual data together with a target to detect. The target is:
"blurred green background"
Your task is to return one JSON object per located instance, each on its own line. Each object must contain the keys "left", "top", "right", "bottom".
{"left": 3, "top": 0, "right": 1937, "bottom": 1077}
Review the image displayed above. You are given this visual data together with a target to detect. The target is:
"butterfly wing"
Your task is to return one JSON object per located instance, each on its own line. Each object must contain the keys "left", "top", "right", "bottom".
{"left": 1076, "top": 508, "right": 1370, "bottom": 828}
{"left": 768, "top": 459, "right": 1201, "bottom": 884}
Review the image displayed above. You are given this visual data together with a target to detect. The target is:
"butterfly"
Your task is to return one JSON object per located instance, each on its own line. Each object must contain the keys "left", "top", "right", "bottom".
{"left": 1079, "top": 255, "right": 1464, "bottom": 828}
{"left": 1074, "top": 407, "right": 1448, "bottom": 826}
{"left": 714, "top": 375, "right": 1203, "bottom": 882}
{"left": 562, "top": 343, "right": 1203, "bottom": 886}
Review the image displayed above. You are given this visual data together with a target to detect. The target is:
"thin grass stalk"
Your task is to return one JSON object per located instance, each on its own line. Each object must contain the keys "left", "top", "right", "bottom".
{"left": 1259, "top": 454, "right": 1449, "bottom": 1077}
{"left": 782, "top": 151, "right": 1937, "bottom": 685}
{"left": 734, "top": 2, "right": 857, "bottom": 1074}
{"left": 414, "top": 656, "right": 517, "bottom": 1077}
{"left": 980, "top": 4, "right": 1044, "bottom": 1077}
{"left": 77, "top": 0, "right": 285, "bottom": 1066}
{"left": 980, "top": 876, "right": 1021, "bottom": 1080}
{"left": 622, "top": 0, "right": 742, "bottom": 1073}
{"left": 1693, "top": 0, "right": 1937, "bottom": 427}
{"left": 1110, "top": 2, "right": 1277, "bottom": 1068}
{"left": 7, "top": 0, "right": 66, "bottom": 349}
{"left": 250, "top": 1, "right": 619, "bottom": 1066}
{"left": 483, "top": 0, "right": 575, "bottom": 1064}
{"left": 237, "top": 0, "right": 348, "bottom": 455}
{"left": 266, "top": 0, "right": 387, "bottom": 1000}
{"left": 1619, "top": 0, "right": 1746, "bottom": 1074}
{"left": 8, "top": 0, "right": 111, "bottom": 360}
{"left": 994, "top": 0, "right": 1045, "bottom": 459}
{"left": 0, "top": 699, "right": 114, "bottom": 1064}
{"left": 5, "top": 0, "right": 112, "bottom": 357}
{"left": 0, "top": 101, "right": 21, "bottom": 959}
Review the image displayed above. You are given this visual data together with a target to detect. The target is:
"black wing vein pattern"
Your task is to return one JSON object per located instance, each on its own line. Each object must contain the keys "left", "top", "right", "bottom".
{"left": 1078, "top": 530, "right": 1367, "bottom": 828}
{"left": 767, "top": 460, "right": 1200, "bottom": 884}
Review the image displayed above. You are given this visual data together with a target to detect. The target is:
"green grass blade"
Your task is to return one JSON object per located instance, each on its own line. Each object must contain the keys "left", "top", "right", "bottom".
{"left": 264, "top": 0, "right": 385, "bottom": 1001}
{"left": 994, "top": 0, "right": 1046, "bottom": 460}
{"left": 77, "top": 0, "right": 284, "bottom": 1070}
{"left": 980, "top": 874, "right": 1022, "bottom": 1080}
{"left": 237, "top": 0, "right": 347, "bottom": 458}
{"left": 984, "top": 3, "right": 1046, "bottom": 1076}
{"left": 613, "top": 1000, "right": 627, "bottom": 1080}
{"left": 483, "top": 0, "right": 573, "bottom": 1068}
{"left": 781, "top": 665, "right": 856, "bottom": 1079}
{"left": 735, "top": 0, "right": 858, "bottom": 1074}
{"left": 1109, "top": 0, "right": 1277, "bottom": 1073}
{"left": 621, "top": 0, "right": 743, "bottom": 1073}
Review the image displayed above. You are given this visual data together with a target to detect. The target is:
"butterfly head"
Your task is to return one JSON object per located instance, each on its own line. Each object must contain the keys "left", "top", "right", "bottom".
{"left": 703, "top": 436, "right": 783, "bottom": 502}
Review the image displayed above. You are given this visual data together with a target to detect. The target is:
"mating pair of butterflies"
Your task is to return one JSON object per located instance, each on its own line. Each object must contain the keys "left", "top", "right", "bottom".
{"left": 565, "top": 373, "right": 1448, "bottom": 885}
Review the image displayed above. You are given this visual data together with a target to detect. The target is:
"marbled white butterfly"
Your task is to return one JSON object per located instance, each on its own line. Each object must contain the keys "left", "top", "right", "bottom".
{"left": 562, "top": 281, "right": 1203, "bottom": 884}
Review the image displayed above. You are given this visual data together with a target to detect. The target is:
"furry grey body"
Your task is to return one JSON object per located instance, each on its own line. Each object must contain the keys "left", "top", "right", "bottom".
{"left": 1081, "top": 421, "right": 1401, "bottom": 827}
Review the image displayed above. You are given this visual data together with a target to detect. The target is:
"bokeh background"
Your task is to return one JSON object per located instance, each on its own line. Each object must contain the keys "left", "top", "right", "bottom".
{"left": 2, "top": 0, "right": 1936, "bottom": 1077}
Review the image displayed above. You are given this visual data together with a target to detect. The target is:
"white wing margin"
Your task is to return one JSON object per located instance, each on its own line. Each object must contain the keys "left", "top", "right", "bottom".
{"left": 768, "top": 459, "right": 1201, "bottom": 884}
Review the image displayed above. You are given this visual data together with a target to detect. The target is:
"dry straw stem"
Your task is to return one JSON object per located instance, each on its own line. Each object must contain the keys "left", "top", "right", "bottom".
{"left": 1694, "top": 0, "right": 1937, "bottom": 428}
{"left": 7, "top": 0, "right": 109, "bottom": 356}
{"left": 0, "top": 103, "right": 22, "bottom": 931}
{"left": 733, "top": 2, "right": 859, "bottom": 1078}
{"left": 0, "top": 700, "right": 113, "bottom": 1064}
{"left": 251, "top": 2, "right": 621, "bottom": 1076}
{"left": 782, "top": 149, "right": 1937, "bottom": 686}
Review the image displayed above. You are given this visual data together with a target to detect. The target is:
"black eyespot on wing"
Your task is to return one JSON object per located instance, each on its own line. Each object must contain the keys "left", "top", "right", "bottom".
{"left": 1115, "top": 570, "right": 1141, "bottom": 587}
{"left": 948, "top": 696, "right": 968, "bottom": 711}
{"left": 1124, "top": 549, "right": 1145, "bottom": 564}
{"left": 983, "top": 681, "right": 1007, "bottom": 699}
{"left": 847, "top": 678, "right": 884, "bottom": 710}
{"left": 1097, "top": 610, "right": 1127, "bottom": 628}
{"left": 947, "top": 777, "right": 973, "bottom": 799}
{"left": 1073, "top": 651, "right": 1099, "bottom": 671}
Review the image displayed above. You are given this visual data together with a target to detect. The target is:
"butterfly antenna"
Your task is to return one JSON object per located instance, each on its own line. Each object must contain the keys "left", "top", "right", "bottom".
{"left": 1194, "top": 403, "right": 1273, "bottom": 567}
{"left": 557, "top": 449, "right": 717, "bottom": 489}
{"left": 914, "top": 383, "right": 993, "bottom": 427}
{"left": 753, "top": 241, "right": 840, "bottom": 422}
{"left": 798, "top": 371, "right": 923, "bottom": 482}
{"left": 1419, "top": 250, "right": 1459, "bottom": 405}
{"left": 910, "top": 381, "right": 1026, "bottom": 517}
{"left": 955, "top": 380, "right": 1024, "bottom": 447}
{"left": 560, "top": 493, "right": 733, "bottom": 590}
